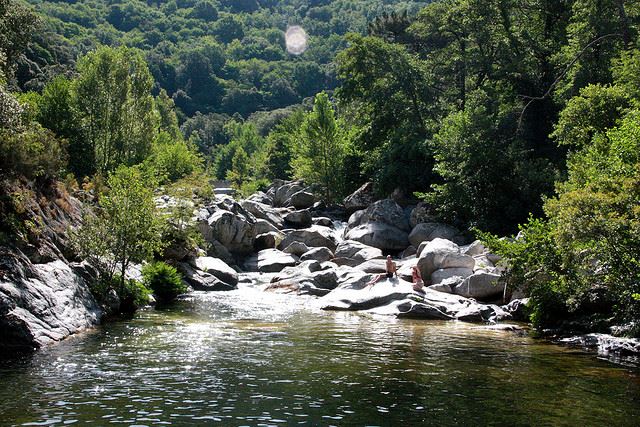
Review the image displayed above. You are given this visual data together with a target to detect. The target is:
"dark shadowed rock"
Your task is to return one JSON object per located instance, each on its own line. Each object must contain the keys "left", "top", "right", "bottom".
{"left": 177, "top": 262, "right": 235, "bottom": 291}
{"left": 283, "top": 241, "right": 311, "bottom": 256}
{"left": 313, "top": 217, "right": 334, "bottom": 227}
{"left": 240, "top": 200, "right": 285, "bottom": 229}
{"left": 343, "top": 182, "right": 376, "bottom": 214}
{"left": 284, "top": 209, "right": 312, "bottom": 228}
{"left": 192, "top": 257, "right": 238, "bottom": 286}
{"left": 254, "top": 232, "right": 281, "bottom": 251}
{"left": 289, "top": 191, "right": 315, "bottom": 209}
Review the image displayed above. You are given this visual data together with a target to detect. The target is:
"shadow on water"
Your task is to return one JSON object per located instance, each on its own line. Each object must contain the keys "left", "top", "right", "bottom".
{"left": 0, "top": 288, "right": 639, "bottom": 426}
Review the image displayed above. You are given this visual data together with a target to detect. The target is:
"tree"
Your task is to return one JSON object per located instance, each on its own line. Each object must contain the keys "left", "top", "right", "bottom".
{"left": 291, "top": 92, "right": 350, "bottom": 201}
{"left": 72, "top": 46, "right": 157, "bottom": 175}
{"left": 74, "top": 166, "right": 164, "bottom": 293}
{"left": 0, "top": 0, "right": 40, "bottom": 84}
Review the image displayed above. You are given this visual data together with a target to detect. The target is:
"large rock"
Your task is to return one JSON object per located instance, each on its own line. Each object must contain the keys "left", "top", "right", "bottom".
{"left": 266, "top": 262, "right": 363, "bottom": 296}
{"left": 289, "top": 191, "right": 315, "bottom": 209}
{"left": 409, "top": 222, "right": 461, "bottom": 247}
{"left": 240, "top": 200, "right": 285, "bottom": 229}
{"left": 0, "top": 252, "right": 102, "bottom": 352}
{"left": 343, "top": 182, "right": 376, "bottom": 213}
{"left": 282, "top": 241, "right": 311, "bottom": 256}
{"left": 192, "top": 257, "right": 238, "bottom": 287}
{"left": 254, "top": 232, "right": 281, "bottom": 251}
{"left": 352, "top": 199, "right": 410, "bottom": 232}
{"left": 334, "top": 240, "right": 383, "bottom": 262}
{"left": 344, "top": 222, "right": 409, "bottom": 252}
{"left": 300, "top": 247, "right": 334, "bottom": 262}
{"left": 254, "top": 219, "right": 280, "bottom": 236}
{"left": 409, "top": 202, "right": 437, "bottom": 228}
{"left": 453, "top": 272, "right": 505, "bottom": 300}
{"left": 271, "top": 181, "right": 305, "bottom": 207}
{"left": 284, "top": 209, "right": 312, "bottom": 228}
{"left": 257, "top": 249, "right": 299, "bottom": 273}
{"left": 177, "top": 262, "right": 235, "bottom": 291}
{"left": 416, "top": 238, "right": 475, "bottom": 278}
{"left": 278, "top": 226, "right": 338, "bottom": 252}
{"left": 198, "top": 208, "right": 256, "bottom": 256}
{"left": 430, "top": 267, "right": 473, "bottom": 285}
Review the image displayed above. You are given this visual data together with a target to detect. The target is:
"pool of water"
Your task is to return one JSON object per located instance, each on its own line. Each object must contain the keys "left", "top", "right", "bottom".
{"left": 1, "top": 285, "right": 639, "bottom": 426}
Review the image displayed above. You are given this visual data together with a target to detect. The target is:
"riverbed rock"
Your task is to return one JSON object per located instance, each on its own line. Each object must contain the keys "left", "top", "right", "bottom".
{"left": 417, "top": 238, "right": 475, "bottom": 278}
{"left": 266, "top": 262, "right": 366, "bottom": 296}
{"left": 283, "top": 241, "right": 311, "bottom": 256}
{"left": 254, "top": 232, "right": 282, "bottom": 251}
{"left": 300, "top": 247, "right": 334, "bottom": 262}
{"left": 177, "top": 262, "right": 235, "bottom": 291}
{"left": 345, "top": 222, "right": 409, "bottom": 252}
{"left": 409, "top": 222, "right": 461, "bottom": 247}
{"left": 463, "top": 240, "right": 487, "bottom": 256}
{"left": 409, "top": 202, "right": 437, "bottom": 228}
{"left": 560, "top": 333, "right": 640, "bottom": 356}
{"left": 430, "top": 267, "right": 474, "bottom": 285}
{"left": 271, "top": 181, "right": 305, "bottom": 207}
{"left": 396, "top": 300, "right": 455, "bottom": 320}
{"left": 343, "top": 182, "right": 376, "bottom": 214}
{"left": 334, "top": 240, "right": 383, "bottom": 262}
{"left": 278, "top": 226, "right": 338, "bottom": 252}
{"left": 284, "top": 209, "right": 313, "bottom": 228}
{"left": 240, "top": 200, "right": 285, "bottom": 229}
{"left": 289, "top": 191, "right": 315, "bottom": 209}
{"left": 192, "top": 257, "right": 238, "bottom": 287}
{"left": 353, "top": 199, "right": 410, "bottom": 231}
{"left": 312, "top": 217, "right": 334, "bottom": 227}
{"left": 0, "top": 251, "right": 102, "bottom": 352}
{"left": 257, "top": 249, "right": 299, "bottom": 273}
{"left": 502, "top": 298, "right": 530, "bottom": 321}
{"left": 453, "top": 272, "right": 505, "bottom": 300}
{"left": 254, "top": 219, "right": 280, "bottom": 236}
{"left": 198, "top": 208, "right": 256, "bottom": 256}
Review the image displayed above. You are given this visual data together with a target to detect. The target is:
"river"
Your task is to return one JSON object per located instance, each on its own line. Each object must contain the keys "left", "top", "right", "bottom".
{"left": 1, "top": 283, "right": 639, "bottom": 426}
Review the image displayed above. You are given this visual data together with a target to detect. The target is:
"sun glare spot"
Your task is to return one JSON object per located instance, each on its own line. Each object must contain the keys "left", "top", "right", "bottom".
{"left": 285, "top": 26, "right": 308, "bottom": 55}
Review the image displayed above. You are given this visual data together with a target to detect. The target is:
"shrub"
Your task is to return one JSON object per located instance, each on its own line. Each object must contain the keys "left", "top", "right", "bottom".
{"left": 120, "top": 279, "right": 152, "bottom": 314}
{"left": 142, "top": 261, "right": 187, "bottom": 302}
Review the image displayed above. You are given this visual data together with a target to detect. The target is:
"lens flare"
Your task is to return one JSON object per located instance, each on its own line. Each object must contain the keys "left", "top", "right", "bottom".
{"left": 285, "top": 26, "right": 308, "bottom": 55}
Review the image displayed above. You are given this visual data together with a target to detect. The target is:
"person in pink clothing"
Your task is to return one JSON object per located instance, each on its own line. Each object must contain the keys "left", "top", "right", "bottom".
{"left": 412, "top": 265, "right": 424, "bottom": 292}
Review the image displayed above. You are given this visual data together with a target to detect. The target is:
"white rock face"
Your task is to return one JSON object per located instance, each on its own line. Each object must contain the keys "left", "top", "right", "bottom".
{"left": 408, "top": 222, "right": 460, "bottom": 247}
{"left": 257, "top": 249, "right": 299, "bottom": 273}
{"left": 453, "top": 272, "right": 505, "bottom": 300}
{"left": 430, "top": 267, "right": 474, "bottom": 285}
{"left": 344, "top": 222, "right": 409, "bottom": 251}
{"left": 417, "top": 238, "right": 475, "bottom": 278}
{"left": 0, "top": 257, "right": 102, "bottom": 351}
{"left": 193, "top": 257, "right": 238, "bottom": 286}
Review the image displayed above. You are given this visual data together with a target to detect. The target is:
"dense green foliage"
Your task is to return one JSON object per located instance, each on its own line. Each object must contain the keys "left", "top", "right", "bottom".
{"left": 73, "top": 166, "right": 165, "bottom": 292}
{"left": 142, "top": 261, "right": 187, "bottom": 302}
{"left": 19, "top": 0, "right": 430, "bottom": 117}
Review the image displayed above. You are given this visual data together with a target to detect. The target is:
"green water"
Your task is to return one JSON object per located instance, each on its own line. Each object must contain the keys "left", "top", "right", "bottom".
{"left": 0, "top": 286, "right": 638, "bottom": 426}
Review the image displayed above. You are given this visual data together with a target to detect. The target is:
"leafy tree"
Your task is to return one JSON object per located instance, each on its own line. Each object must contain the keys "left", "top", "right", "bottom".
{"left": 145, "top": 132, "right": 203, "bottom": 183}
{"left": 72, "top": 46, "right": 157, "bottom": 174}
{"left": 291, "top": 92, "right": 351, "bottom": 201}
{"left": 0, "top": 0, "right": 40, "bottom": 83}
{"left": 74, "top": 165, "right": 164, "bottom": 294}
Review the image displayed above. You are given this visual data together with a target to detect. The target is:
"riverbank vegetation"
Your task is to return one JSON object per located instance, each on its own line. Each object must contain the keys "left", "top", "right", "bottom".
{"left": 1, "top": 0, "right": 639, "bottom": 332}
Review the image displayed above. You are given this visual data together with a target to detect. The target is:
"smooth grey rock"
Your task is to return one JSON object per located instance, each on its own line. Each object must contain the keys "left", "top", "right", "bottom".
{"left": 254, "top": 219, "right": 279, "bottom": 236}
{"left": 396, "top": 300, "right": 454, "bottom": 319}
{"left": 409, "top": 222, "right": 460, "bottom": 247}
{"left": 473, "top": 255, "right": 495, "bottom": 272}
{"left": 431, "top": 267, "right": 473, "bottom": 285}
{"left": 283, "top": 241, "right": 311, "bottom": 256}
{"left": 353, "top": 199, "right": 410, "bottom": 232}
{"left": 463, "top": 240, "right": 487, "bottom": 256}
{"left": 417, "top": 238, "right": 475, "bottom": 278}
{"left": 289, "top": 191, "right": 315, "bottom": 209}
{"left": 353, "top": 258, "right": 388, "bottom": 274}
{"left": 273, "top": 181, "right": 305, "bottom": 207}
{"left": 278, "top": 227, "right": 338, "bottom": 252}
{"left": 284, "top": 209, "right": 312, "bottom": 228}
{"left": 240, "top": 200, "right": 284, "bottom": 229}
{"left": 502, "top": 298, "right": 530, "bottom": 321}
{"left": 453, "top": 272, "right": 504, "bottom": 300}
{"left": 300, "top": 247, "right": 334, "bottom": 262}
{"left": 199, "top": 209, "right": 255, "bottom": 255}
{"left": 401, "top": 246, "right": 417, "bottom": 258}
{"left": 345, "top": 222, "right": 409, "bottom": 251}
{"left": 177, "top": 262, "right": 235, "bottom": 291}
{"left": 246, "top": 191, "right": 272, "bottom": 205}
{"left": 409, "top": 202, "right": 437, "bottom": 228}
{"left": 0, "top": 255, "right": 102, "bottom": 352}
{"left": 334, "top": 240, "right": 383, "bottom": 262}
{"left": 427, "top": 283, "right": 453, "bottom": 293}
{"left": 343, "top": 182, "right": 376, "bottom": 214}
{"left": 257, "top": 249, "right": 299, "bottom": 273}
{"left": 193, "top": 257, "right": 238, "bottom": 286}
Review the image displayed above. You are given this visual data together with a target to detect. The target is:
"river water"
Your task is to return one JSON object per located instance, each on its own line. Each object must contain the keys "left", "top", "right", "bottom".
{"left": 1, "top": 284, "right": 639, "bottom": 426}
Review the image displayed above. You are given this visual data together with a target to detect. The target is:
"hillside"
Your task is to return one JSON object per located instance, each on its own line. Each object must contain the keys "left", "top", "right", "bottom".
{"left": 18, "top": 0, "right": 431, "bottom": 118}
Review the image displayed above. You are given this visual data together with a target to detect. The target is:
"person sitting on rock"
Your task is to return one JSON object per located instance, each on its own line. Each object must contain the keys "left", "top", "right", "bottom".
{"left": 366, "top": 255, "right": 398, "bottom": 287}
{"left": 411, "top": 265, "right": 424, "bottom": 292}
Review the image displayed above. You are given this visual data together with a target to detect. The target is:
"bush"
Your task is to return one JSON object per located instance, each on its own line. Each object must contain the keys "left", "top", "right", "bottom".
{"left": 145, "top": 132, "right": 204, "bottom": 183}
{"left": 120, "top": 279, "right": 152, "bottom": 314}
{"left": 0, "top": 125, "right": 67, "bottom": 179}
{"left": 142, "top": 261, "right": 187, "bottom": 302}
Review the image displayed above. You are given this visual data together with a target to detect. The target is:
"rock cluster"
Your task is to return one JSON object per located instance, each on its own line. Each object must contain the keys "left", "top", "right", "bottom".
{"left": 190, "top": 180, "right": 520, "bottom": 324}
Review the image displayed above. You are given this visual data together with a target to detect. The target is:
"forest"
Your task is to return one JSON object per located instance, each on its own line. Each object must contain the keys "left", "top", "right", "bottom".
{"left": 1, "top": 0, "right": 639, "bottom": 334}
